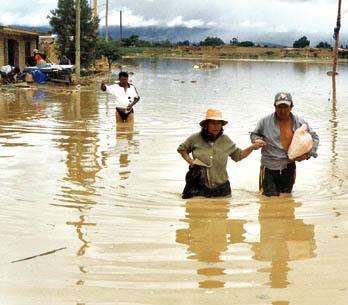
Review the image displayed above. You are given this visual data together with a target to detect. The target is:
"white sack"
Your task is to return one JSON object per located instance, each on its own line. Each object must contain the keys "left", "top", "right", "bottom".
{"left": 287, "top": 124, "right": 313, "bottom": 160}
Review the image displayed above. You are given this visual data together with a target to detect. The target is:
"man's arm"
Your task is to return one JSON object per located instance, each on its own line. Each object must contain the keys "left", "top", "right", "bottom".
{"left": 250, "top": 118, "right": 265, "bottom": 143}
{"left": 299, "top": 119, "right": 319, "bottom": 159}
{"left": 126, "top": 97, "right": 140, "bottom": 111}
{"left": 308, "top": 126, "right": 319, "bottom": 158}
{"left": 127, "top": 86, "right": 140, "bottom": 111}
{"left": 294, "top": 119, "right": 319, "bottom": 161}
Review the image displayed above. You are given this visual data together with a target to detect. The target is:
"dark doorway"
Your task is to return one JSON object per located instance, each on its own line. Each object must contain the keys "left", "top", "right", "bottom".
{"left": 25, "top": 41, "right": 33, "bottom": 66}
{"left": 7, "top": 39, "right": 18, "bottom": 66}
{"left": 25, "top": 42, "right": 31, "bottom": 58}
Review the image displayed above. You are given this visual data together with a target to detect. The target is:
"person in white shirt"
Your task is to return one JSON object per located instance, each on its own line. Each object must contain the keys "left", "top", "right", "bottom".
{"left": 101, "top": 71, "right": 140, "bottom": 123}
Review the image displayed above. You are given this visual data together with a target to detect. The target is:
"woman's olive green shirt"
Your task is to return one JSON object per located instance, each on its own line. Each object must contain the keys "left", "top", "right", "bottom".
{"left": 178, "top": 132, "right": 242, "bottom": 188}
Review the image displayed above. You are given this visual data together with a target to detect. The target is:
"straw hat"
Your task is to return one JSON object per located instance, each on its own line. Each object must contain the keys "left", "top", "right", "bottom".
{"left": 199, "top": 108, "right": 228, "bottom": 127}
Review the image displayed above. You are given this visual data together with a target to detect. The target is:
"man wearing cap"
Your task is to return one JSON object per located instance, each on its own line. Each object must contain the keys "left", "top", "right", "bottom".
{"left": 178, "top": 108, "right": 264, "bottom": 199}
{"left": 250, "top": 92, "right": 319, "bottom": 197}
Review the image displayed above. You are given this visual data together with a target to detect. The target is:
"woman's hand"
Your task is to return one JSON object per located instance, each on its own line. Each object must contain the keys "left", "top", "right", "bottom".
{"left": 178, "top": 149, "right": 195, "bottom": 165}
{"left": 252, "top": 139, "right": 266, "bottom": 150}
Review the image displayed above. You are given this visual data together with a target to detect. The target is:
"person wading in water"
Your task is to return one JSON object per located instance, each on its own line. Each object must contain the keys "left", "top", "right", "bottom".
{"left": 178, "top": 108, "right": 264, "bottom": 199}
{"left": 250, "top": 92, "right": 319, "bottom": 197}
{"left": 101, "top": 71, "right": 140, "bottom": 124}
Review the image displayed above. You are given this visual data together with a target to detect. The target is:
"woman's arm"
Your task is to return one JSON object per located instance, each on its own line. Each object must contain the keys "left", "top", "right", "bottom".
{"left": 239, "top": 139, "right": 266, "bottom": 160}
{"left": 178, "top": 149, "right": 195, "bottom": 166}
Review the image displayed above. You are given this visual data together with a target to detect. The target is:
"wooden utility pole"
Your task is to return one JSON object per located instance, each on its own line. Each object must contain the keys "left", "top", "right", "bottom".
{"left": 75, "top": 0, "right": 81, "bottom": 82}
{"left": 105, "top": 0, "right": 109, "bottom": 40}
{"left": 93, "top": 0, "right": 97, "bottom": 18}
{"left": 120, "top": 10, "right": 123, "bottom": 43}
{"left": 332, "top": 0, "right": 342, "bottom": 102}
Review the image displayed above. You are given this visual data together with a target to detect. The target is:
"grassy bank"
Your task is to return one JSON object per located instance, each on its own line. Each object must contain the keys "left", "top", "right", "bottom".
{"left": 120, "top": 45, "right": 345, "bottom": 63}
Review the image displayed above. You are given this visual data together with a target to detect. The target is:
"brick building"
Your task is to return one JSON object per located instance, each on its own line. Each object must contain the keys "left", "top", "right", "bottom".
{"left": 0, "top": 26, "right": 40, "bottom": 70}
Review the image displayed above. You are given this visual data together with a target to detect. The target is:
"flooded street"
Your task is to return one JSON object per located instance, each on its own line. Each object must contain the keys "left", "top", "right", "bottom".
{"left": 0, "top": 58, "right": 348, "bottom": 305}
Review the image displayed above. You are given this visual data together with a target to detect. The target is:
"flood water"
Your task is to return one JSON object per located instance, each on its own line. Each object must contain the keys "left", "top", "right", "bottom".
{"left": 1, "top": 59, "right": 348, "bottom": 305}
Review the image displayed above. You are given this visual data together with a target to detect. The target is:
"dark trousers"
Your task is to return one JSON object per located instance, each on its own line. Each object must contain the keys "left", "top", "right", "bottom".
{"left": 259, "top": 162, "right": 296, "bottom": 197}
{"left": 116, "top": 108, "right": 134, "bottom": 121}
{"left": 182, "top": 165, "right": 231, "bottom": 199}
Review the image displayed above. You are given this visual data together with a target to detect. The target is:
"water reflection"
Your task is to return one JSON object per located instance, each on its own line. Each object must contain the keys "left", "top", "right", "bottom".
{"left": 32, "top": 88, "right": 49, "bottom": 104}
{"left": 115, "top": 124, "right": 138, "bottom": 180}
{"left": 0, "top": 88, "right": 47, "bottom": 121}
{"left": 176, "top": 199, "right": 247, "bottom": 288}
{"left": 52, "top": 90, "right": 100, "bottom": 289}
{"left": 66, "top": 213, "right": 96, "bottom": 287}
{"left": 293, "top": 62, "right": 309, "bottom": 74}
{"left": 2, "top": 59, "right": 348, "bottom": 304}
{"left": 329, "top": 87, "right": 344, "bottom": 190}
{"left": 251, "top": 198, "right": 316, "bottom": 288}
{"left": 54, "top": 91, "right": 101, "bottom": 201}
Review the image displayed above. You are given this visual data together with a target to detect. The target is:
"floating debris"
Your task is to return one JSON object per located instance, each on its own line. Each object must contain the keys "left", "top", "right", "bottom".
{"left": 10, "top": 247, "right": 67, "bottom": 263}
{"left": 193, "top": 62, "right": 219, "bottom": 70}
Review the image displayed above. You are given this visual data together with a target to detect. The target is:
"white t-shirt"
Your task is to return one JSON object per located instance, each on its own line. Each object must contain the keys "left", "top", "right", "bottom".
{"left": 106, "top": 83, "right": 139, "bottom": 109}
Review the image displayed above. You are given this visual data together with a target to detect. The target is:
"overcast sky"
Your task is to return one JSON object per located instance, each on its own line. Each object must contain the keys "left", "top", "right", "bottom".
{"left": 1, "top": 0, "right": 347, "bottom": 40}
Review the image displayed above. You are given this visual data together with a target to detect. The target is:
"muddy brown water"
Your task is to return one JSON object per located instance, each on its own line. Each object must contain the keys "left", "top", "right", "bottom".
{"left": 0, "top": 59, "right": 347, "bottom": 305}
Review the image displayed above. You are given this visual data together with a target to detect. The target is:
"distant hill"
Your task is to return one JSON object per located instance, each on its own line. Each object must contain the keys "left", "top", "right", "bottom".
{"left": 99, "top": 25, "right": 214, "bottom": 43}
{"left": 9, "top": 24, "right": 213, "bottom": 42}
{"left": 8, "top": 24, "right": 345, "bottom": 47}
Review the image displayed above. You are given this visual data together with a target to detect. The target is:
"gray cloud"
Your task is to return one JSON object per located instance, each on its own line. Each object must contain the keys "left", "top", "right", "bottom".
{"left": 1, "top": 0, "right": 347, "bottom": 40}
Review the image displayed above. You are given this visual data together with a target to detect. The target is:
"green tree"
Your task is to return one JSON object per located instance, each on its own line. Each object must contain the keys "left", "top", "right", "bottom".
{"left": 238, "top": 41, "right": 255, "bottom": 47}
{"left": 96, "top": 38, "right": 120, "bottom": 71}
{"left": 293, "top": 36, "right": 310, "bottom": 48}
{"left": 177, "top": 40, "right": 190, "bottom": 46}
{"left": 230, "top": 37, "right": 239, "bottom": 45}
{"left": 199, "top": 36, "right": 225, "bottom": 46}
{"left": 48, "top": 0, "right": 99, "bottom": 68}
{"left": 316, "top": 41, "right": 331, "bottom": 48}
{"left": 123, "top": 35, "right": 141, "bottom": 47}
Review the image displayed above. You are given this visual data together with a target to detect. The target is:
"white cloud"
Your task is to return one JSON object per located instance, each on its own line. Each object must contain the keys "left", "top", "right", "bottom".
{"left": 273, "top": 25, "right": 289, "bottom": 33}
{"left": 1, "top": 0, "right": 348, "bottom": 41}
{"left": 167, "top": 16, "right": 184, "bottom": 27}
{"left": 240, "top": 20, "right": 269, "bottom": 29}
{"left": 167, "top": 16, "right": 204, "bottom": 28}
{"left": 0, "top": 12, "right": 20, "bottom": 25}
{"left": 104, "top": 7, "right": 161, "bottom": 27}
{"left": 206, "top": 21, "right": 217, "bottom": 27}
{"left": 184, "top": 19, "right": 204, "bottom": 28}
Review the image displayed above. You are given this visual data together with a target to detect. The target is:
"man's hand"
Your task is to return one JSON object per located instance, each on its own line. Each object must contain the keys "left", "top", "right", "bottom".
{"left": 294, "top": 153, "right": 309, "bottom": 162}
{"left": 100, "top": 80, "right": 107, "bottom": 91}
{"left": 127, "top": 97, "right": 140, "bottom": 111}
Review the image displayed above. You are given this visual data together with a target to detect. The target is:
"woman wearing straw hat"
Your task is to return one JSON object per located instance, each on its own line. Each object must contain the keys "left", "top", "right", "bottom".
{"left": 177, "top": 108, "right": 264, "bottom": 199}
